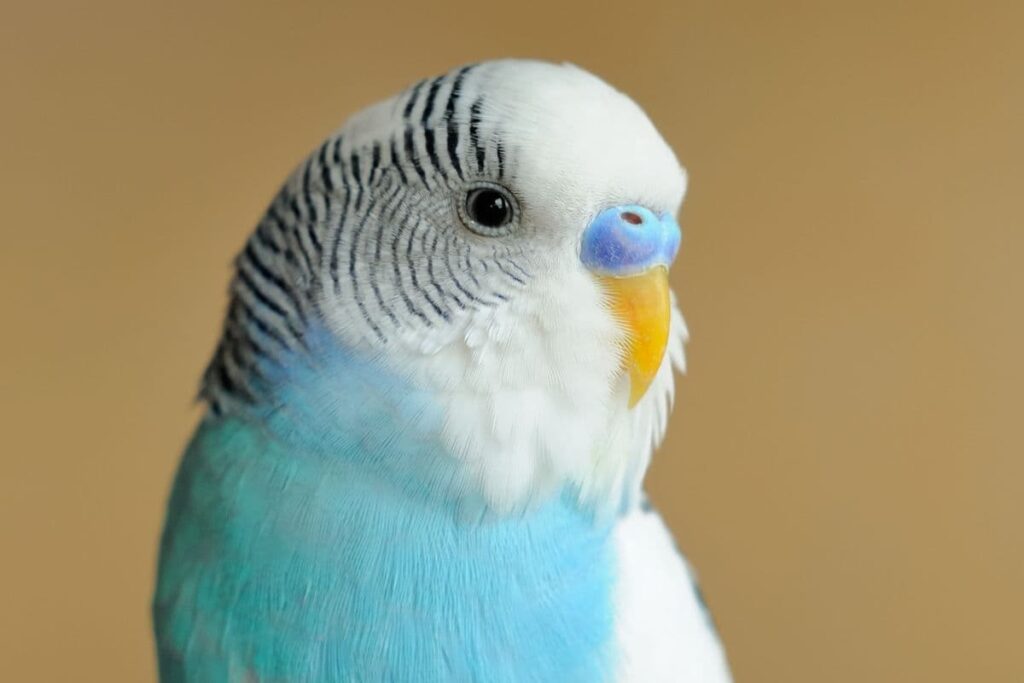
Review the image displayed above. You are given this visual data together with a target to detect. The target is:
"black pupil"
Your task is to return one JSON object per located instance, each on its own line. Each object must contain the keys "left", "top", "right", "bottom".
{"left": 469, "top": 189, "right": 511, "bottom": 228}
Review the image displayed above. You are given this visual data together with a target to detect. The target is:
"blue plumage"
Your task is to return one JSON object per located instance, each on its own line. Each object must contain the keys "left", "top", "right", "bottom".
{"left": 155, "top": 329, "right": 617, "bottom": 682}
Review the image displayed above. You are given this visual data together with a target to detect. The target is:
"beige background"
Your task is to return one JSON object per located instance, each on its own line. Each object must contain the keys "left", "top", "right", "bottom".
{"left": 3, "top": 1, "right": 1022, "bottom": 681}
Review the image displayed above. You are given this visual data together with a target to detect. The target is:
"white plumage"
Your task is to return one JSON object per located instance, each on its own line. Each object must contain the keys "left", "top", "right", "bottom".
{"left": 613, "top": 506, "right": 732, "bottom": 682}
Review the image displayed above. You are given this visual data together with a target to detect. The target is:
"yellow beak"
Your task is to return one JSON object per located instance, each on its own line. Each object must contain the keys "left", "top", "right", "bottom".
{"left": 598, "top": 266, "right": 671, "bottom": 408}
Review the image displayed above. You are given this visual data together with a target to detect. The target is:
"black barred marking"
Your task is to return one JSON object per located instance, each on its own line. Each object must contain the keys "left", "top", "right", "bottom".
{"left": 423, "top": 129, "right": 446, "bottom": 179}
{"left": 269, "top": 195, "right": 293, "bottom": 225}
{"left": 228, "top": 301, "right": 277, "bottom": 362}
{"left": 288, "top": 194, "right": 304, "bottom": 221}
{"left": 403, "top": 79, "right": 427, "bottom": 119}
{"left": 494, "top": 259, "right": 526, "bottom": 286}
{"left": 462, "top": 244, "right": 481, "bottom": 288}
{"left": 444, "top": 65, "right": 475, "bottom": 121}
{"left": 404, "top": 127, "right": 429, "bottom": 186}
{"left": 318, "top": 141, "right": 335, "bottom": 193}
{"left": 332, "top": 135, "right": 345, "bottom": 166}
{"left": 369, "top": 142, "right": 381, "bottom": 185}
{"left": 269, "top": 202, "right": 313, "bottom": 277}
{"left": 405, "top": 217, "right": 449, "bottom": 321}
{"left": 224, "top": 323, "right": 268, "bottom": 390}
{"left": 390, "top": 209, "right": 433, "bottom": 327}
{"left": 301, "top": 163, "right": 323, "bottom": 256}
{"left": 442, "top": 65, "right": 475, "bottom": 179}
{"left": 224, "top": 351, "right": 259, "bottom": 399}
{"left": 215, "top": 358, "right": 255, "bottom": 404}
{"left": 350, "top": 152, "right": 363, "bottom": 190}
{"left": 496, "top": 142, "right": 505, "bottom": 179}
{"left": 366, "top": 180, "right": 402, "bottom": 327}
{"left": 445, "top": 123, "right": 463, "bottom": 180}
{"left": 239, "top": 248, "right": 292, "bottom": 317}
{"left": 374, "top": 182, "right": 399, "bottom": 262}
{"left": 427, "top": 230, "right": 465, "bottom": 310}
{"left": 420, "top": 76, "right": 445, "bottom": 125}
{"left": 507, "top": 258, "right": 532, "bottom": 279}
{"left": 301, "top": 162, "right": 315, "bottom": 213}
{"left": 347, "top": 195, "right": 387, "bottom": 342}
{"left": 329, "top": 158, "right": 353, "bottom": 295}
{"left": 235, "top": 268, "right": 294, "bottom": 337}
{"left": 288, "top": 187, "right": 321, "bottom": 272}
{"left": 242, "top": 241, "right": 303, "bottom": 317}
{"left": 441, "top": 233, "right": 488, "bottom": 306}
{"left": 370, "top": 274, "right": 399, "bottom": 327}
{"left": 389, "top": 136, "right": 409, "bottom": 186}
{"left": 254, "top": 223, "right": 282, "bottom": 255}
{"left": 469, "top": 98, "right": 486, "bottom": 172}
{"left": 236, "top": 297, "right": 292, "bottom": 352}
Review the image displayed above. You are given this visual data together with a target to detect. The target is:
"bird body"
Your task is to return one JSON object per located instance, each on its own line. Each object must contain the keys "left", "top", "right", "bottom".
{"left": 154, "top": 60, "right": 731, "bottom": 682}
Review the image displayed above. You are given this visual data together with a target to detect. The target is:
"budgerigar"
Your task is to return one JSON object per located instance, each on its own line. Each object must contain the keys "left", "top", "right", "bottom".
{"left": 154, "top": 59, "right": 731, "bottom": 682}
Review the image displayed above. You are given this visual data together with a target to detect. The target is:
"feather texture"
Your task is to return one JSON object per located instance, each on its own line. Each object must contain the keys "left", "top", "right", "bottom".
{"left": 157, "top": 334, "right": 617, "bottom": 681}
{"left": 155, "top": 59, "right": 730, "bottom": 682}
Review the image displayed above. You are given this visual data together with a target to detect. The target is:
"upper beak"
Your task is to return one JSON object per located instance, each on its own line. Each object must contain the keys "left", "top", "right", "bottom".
{"left": 580, "top": 205, "right": 681, "bottom": 408}
{"left": 597, "top": 267, "right": 671, "bottom": 407}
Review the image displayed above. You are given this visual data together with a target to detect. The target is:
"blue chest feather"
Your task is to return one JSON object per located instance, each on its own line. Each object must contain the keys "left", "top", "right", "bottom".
{"left": 155, "top": 339, "right": 618, "bottom": 682}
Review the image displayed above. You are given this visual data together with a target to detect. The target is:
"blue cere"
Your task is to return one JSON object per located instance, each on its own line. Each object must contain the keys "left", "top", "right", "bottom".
{"left": 580, "top": 205, "right": 681, "bottom": 276}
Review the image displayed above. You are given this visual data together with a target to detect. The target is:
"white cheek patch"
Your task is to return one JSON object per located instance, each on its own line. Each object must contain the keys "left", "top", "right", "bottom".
{"left": 378, "top": 268, "right": 688, "bottom": 515}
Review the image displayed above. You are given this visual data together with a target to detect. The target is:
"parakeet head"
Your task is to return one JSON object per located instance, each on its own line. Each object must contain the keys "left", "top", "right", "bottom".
{"left": 203, "top": 60, "right": 688, "bottom": 514}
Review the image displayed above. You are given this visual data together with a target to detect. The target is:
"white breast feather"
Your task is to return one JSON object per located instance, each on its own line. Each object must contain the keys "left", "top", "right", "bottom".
{"left": 612, "top": 506, "right": 733, "bottom": 682}
{"left": 383, "top": 273, "right": 687, "bottom": 515}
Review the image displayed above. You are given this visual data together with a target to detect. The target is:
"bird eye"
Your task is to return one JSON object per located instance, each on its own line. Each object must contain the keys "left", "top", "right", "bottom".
{"left": 461, "top": 184, "right": 517, "bottom": 236}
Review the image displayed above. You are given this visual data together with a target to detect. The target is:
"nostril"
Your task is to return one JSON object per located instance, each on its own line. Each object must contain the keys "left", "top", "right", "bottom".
{"left": 621, "top": 211, "right": 643, "bottom": 226}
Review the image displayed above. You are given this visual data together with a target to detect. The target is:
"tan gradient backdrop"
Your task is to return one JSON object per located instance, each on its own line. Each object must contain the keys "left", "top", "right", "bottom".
{"left": 2, "top": 1, "right": 1022, "bottom": 681}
